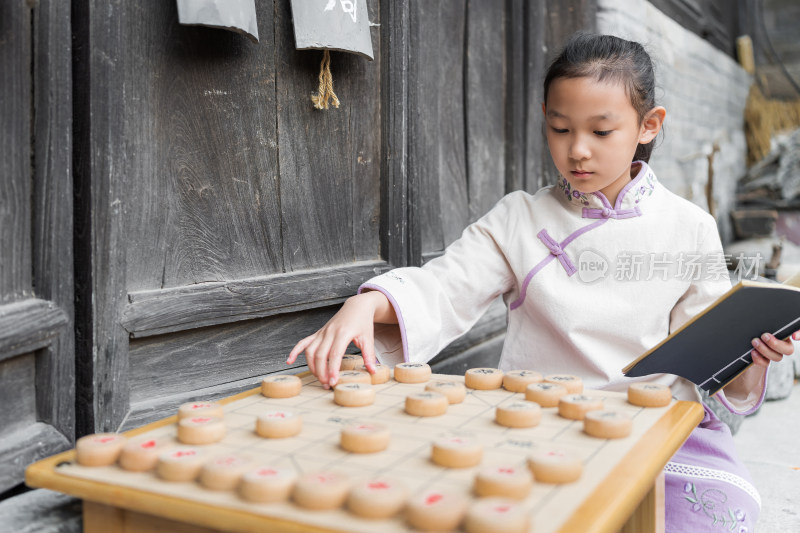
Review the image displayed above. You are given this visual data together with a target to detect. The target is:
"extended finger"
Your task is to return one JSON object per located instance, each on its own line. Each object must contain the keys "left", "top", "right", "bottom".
{"left": 357, "top": 334, "right": 377, "bottom": 373}
{"left": 315, "top": 335, "right": 336, "bottom": 388}
{"left": 315, "top": 350, "right": 331, "bottom": 389}
{"left": 287, "top": 335, "right": 315, "bottom": 365}
{"left": 305, "top": 335, "right": 325, "bottom": 377}
{"left": 328, "top": 337, "right": 352, "bottom": 386}
{"left": 751, "top": 350, "right": 770, "bottom": 367}
{"left": 759, "top": 333, "right": 794, "bottom": 355}
{"left": 751, "top": 337, "right": 783, "bottom": 363}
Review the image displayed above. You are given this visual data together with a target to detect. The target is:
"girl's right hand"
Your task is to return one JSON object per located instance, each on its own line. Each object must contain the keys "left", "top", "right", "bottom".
{"left": 286, "top": 291, "right": 394, "bottom": 388}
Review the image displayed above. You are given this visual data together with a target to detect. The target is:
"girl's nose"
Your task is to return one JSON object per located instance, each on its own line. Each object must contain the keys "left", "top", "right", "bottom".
{"left": 568, "top": 137, "right": 591, "bottom": 161}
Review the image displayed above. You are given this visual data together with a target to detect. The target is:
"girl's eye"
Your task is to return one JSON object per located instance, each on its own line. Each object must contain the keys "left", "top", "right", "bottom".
{"left": 594, "top": 130, "right": 612, "bottom": 137}
{"left": 551, "top": 127, "right": 568, "bottom": 134}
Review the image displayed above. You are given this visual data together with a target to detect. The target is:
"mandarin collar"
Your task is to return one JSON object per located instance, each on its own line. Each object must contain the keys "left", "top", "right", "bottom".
{"left": 555, "top": 161, "right": 658, "bottom": 218}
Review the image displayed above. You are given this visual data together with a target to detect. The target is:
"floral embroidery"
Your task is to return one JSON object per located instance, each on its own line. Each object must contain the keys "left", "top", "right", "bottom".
{"left": 557, "top": 177, "right": 591, "bottom": 206}
{"left": 556, "top": 168, "right": 658, "bottom": 208}
{"left": 386, "top": 272, "right": 405, "bottom": 284}
{"left": 683, "top": 482, "right": 747, "bottom": 531}
{"left": 632, "top": 170, "right": 656, "bottom": 204}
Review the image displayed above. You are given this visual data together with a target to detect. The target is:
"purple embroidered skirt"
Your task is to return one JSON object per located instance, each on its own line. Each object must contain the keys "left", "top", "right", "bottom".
{"left": 664, "top": 403, "right": 759, "bottom": 532}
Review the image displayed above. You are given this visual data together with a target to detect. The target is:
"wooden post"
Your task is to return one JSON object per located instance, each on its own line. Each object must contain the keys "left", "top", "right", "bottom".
{"left": 736, "top": 35, "right": 755, "bottom": 75}
{"left": 619, "top": 472, "right": 665, "bottom": 533}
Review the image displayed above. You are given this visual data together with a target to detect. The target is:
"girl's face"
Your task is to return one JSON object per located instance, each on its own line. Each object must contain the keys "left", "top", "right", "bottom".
{"left": 544, "top": 76, "right": 663, "bottom": 204}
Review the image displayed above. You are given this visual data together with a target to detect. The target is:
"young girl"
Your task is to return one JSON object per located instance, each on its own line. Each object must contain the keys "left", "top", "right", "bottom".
{"left": 288, "top": 33, "right": 797, "bottom": 531}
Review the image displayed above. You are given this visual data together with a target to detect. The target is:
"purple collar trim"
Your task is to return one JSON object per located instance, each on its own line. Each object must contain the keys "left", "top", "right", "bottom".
{"left": 582, "top": 205, "right": 642, "bottom": 219}
{"left": 557, "top": 161, "right": 657, "bottom": 213}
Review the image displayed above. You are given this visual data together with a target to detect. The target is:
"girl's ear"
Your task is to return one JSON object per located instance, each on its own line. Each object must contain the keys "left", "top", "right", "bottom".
{"left": 541, "top": 103, "right": 546, "bottom": 115}
{"left": 639, "top": 106, "right": 666, "bottom": 144}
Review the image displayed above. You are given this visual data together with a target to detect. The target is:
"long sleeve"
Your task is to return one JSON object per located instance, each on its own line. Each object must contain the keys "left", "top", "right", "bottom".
{"left": 359, "top": 193, "right": 521, "bottom": 366}
{"left": 668, "top": 216, "right": 768, "bottom": 414}
{"left": 667, "top": 217, "right": 731, "bottom": 334}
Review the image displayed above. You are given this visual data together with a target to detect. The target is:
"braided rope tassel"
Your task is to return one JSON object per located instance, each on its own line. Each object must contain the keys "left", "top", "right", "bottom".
{"left": 311, "top": 49, "right": 340, "bottom": 110}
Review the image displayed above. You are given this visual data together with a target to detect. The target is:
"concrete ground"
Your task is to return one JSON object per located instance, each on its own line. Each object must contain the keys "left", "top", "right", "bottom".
{"left": 733, "top": 380, "right": 800, "bottom": 532}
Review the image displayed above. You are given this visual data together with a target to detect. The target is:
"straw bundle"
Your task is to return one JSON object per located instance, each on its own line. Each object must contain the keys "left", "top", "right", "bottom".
{"left": 745, "top": 84, "right": 800, "bottom": 165}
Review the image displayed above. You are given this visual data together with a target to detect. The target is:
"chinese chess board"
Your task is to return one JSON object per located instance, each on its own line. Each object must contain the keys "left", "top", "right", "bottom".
{"left": 35, "top": 373, "right": 699, "bottom": 533}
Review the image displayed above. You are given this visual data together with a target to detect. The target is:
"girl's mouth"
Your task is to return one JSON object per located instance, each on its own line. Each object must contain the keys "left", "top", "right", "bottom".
{"left": 571, "top": 170, "right": 593, "bottom": 178}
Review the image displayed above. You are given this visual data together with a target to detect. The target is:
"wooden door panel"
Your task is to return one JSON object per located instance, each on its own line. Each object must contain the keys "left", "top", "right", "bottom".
{"left": 123, "top": 0, "right": 282, "bottom": 292}
{"left": 0, "top": 1, "right": 32, "bottom": 304}
{"left": 123, "top": 0, "right": 383, "bottom": 293}
{"left": 0, "top": 0, "right": 74, "bottom": 494}
{"left": 76, "top": 0, "right": 392, "bottom": 431}
{"left": 0, "top": 300, "right": 68, "bottom": 361}
{"left": 124, "top": 307, "right": 336, "bottom": 429}
{"left": 407, "top": 2, "right": 510, "bottom": 366}
{"left": 121, "top": 261, "right": 390, "bottom": 338}
{"left": 0, "top": 422, "right": 70, "bottom": 494}
{"left": 412, "top": 1, "right": 468, "bottom": 256}
{"left": 406, "top": 1, "right": 599, "bottom": 369}
{"left": 78, "top": 0, "right": 601, "bottom": 432}
{"left": 0, "top": 355, "right": 37, "bottom": 435}
{"left": 464, "top": 1, "right": 507, "bottom": 223}
{"left": 275, "top": 0, "right": 382, "bottom": 271}
{"left": 413, "top": 1, "right": 508, "bottom": 258}
{"left": 119, "top": 0, "right": 383, "bottom": 294}
{"left": 0, "top": 348, "right": 71, "bottom": 493}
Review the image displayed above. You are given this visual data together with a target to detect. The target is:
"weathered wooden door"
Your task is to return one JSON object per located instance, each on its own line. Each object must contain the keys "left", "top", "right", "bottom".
{"left": 72, "top": 0, "right": 597, "bottom": 435}
{"left": 0, "top": 0, "right": 74, "bottom": 494}
{"left": 74, "top": 0, "right": 402, "bottom": 433}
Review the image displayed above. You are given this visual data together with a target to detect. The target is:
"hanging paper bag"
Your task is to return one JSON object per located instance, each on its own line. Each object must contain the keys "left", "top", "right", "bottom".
{"left": 177, "top": 0, "right": 259, "bottom": 43}
{"left": 290, "top": 0, "right": 373, "bottom": 60}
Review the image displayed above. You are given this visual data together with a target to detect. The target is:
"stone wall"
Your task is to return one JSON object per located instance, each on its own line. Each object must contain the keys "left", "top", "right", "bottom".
{"left": 596, "top": 0, "right": 752, "bottom": 244}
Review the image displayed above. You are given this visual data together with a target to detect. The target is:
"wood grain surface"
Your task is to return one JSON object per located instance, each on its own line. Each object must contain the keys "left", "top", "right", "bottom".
{"left": 0, "top": 0, "right": 75, "bottom": 493}
{"left": 0, "top": 1, "right": 32, "bottom": 304}
{"left": 0, "top": 299, "right": 68, "bottom": 362}
{"left": 123, "top": 261, "right": 391, "bottom": 338}
{"left": 32, "top": 0, "right": 77, "bottom": 447}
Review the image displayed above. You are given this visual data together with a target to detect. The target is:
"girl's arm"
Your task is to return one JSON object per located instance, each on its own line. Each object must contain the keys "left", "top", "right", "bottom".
{"left": 287, "top": 191, "right": 522, "bottom": 389}
{"left": 286, "top": 290, "right": 397, "bottom": 389}
{"left": 355, "top": 194, "right": 519, "bottom": 370}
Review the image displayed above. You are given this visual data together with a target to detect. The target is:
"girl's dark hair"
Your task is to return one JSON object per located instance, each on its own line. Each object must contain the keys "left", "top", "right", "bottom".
{"left": 544, "top": 33, "right": 658, "bottom": 163}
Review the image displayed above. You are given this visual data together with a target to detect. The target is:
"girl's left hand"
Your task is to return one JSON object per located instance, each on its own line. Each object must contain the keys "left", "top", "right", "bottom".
{"left": 750, "top": 330, "right": 799, "bottom": 367}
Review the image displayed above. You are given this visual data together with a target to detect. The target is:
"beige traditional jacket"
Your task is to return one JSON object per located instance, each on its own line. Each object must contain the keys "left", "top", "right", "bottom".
{"left": 360, "top": 162, "right": 767, "bottom": 414}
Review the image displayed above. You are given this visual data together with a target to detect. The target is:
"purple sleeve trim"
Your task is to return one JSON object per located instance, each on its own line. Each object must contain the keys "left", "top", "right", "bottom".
{"left": 358, "top": 283, "right": 410, "bottom": 363}
{"left": 715, "top": 365, "right": 769, "bottom": 416}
